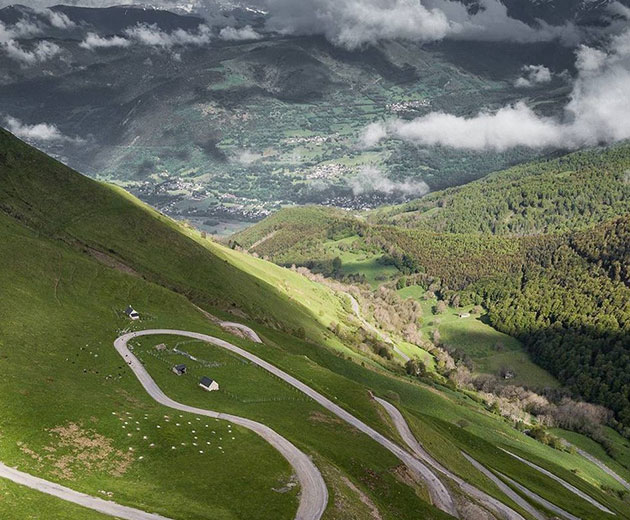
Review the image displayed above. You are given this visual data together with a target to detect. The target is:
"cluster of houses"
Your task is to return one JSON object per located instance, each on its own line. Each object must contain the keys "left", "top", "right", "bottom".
{"left": 171, "top": 362, "right": 219, "bottom": 392}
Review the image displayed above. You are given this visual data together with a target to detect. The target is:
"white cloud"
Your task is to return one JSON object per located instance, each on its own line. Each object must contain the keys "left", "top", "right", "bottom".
{"left": 360, "top": 122, "right": 389, "bottom": 148}
{"left": 80, "top": 32, "right": 131, "bottom": 50}
{"left": 2, "top": 39, "right": 61, "bottom": 65}
{"left": 360, "top": 26, "right": 630, "bottom": 151}
{"left": 515, "top": 64, "right": 553, "bottom": 87}
{"left": 0, "top": 19, "right": 62, "bottom": 65}
{"left": 4, "top": 116, "right": 82, "bottom": 143}
{"left": 219, "top": 25, "right": 262, "bottom": 41}
{"left": 261, "top": 0, "right": 578, "bottom": 50}
{"left": 367, "top": 102, "right": 564, "bottom": 151}
{"left": 80, "top": 23, "right": 214, "bottom": 51}
{"left": 429, "top": 0, "right": 578, "bottom": 45}
{"left": 36, "top": 8, "right": 76, "bottom": 29}
{"left": 609, "top": 1, "right": 630, "bottom": 21}
{"left": 233, "top": 149, "right": 261, "bottom": 165}
{"left": 9, "top": 19, "right": 42, "bottom": 38}
{"left": 124, "top": 23, "right": 212, "bottom": 48}
{"left": 348, "top": 166, "right": 429, "bottom": 196}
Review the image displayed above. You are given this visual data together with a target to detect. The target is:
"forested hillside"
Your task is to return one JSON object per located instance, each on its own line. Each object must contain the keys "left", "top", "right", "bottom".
{"left": 470, "top": 221, "right": 630, "bottom": 431}
{"left": 374, "top": 144, "right": 630, "bottom": 235}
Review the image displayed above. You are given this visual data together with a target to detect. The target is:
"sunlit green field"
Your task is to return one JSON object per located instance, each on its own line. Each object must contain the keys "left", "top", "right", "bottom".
{"left": 397, "top": 288, "right": 559, "bottom": 389}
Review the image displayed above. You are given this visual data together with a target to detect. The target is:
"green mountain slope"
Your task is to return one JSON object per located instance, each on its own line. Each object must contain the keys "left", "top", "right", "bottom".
{"left": 0, "top": 128, "right": 350, "bottom": 347}
{"left": 234, "top": 144, "right": 630, "bottom": 433}
{"left": 3, "top": 129, "right": 630, "bottom": 520}
{"left": 372, "top": 143, "right": 630, "bottom": 235}
{"left": 0, "top": 130, "right": 455, "bottom": 519}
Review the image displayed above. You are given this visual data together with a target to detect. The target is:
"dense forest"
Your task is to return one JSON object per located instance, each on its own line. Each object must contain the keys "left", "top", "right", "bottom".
{"left": 373, "top": 144, "right": 630, "bottom": 235}
{"left": 473, "top": 220, "right": 630, "bottom": 432}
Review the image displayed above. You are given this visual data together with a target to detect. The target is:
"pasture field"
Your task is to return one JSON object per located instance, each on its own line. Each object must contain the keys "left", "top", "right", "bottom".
{"left": 397, "top": 287, "right": 559, "bottom": 389}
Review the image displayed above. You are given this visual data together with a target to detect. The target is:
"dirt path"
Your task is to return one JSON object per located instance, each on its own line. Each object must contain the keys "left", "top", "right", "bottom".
{"left": 248, "top": 230, "right": 278, "bottom": 251}
{"left": 118, "top": 329, "right": 459, "bottom": 517}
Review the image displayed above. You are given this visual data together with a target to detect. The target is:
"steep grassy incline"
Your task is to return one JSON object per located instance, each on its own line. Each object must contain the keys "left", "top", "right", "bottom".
{"left": 0, "top": 129, "right": 347, "bottom": 345}
{"left": 372, "top": 143, "right": 630, "bottom": 235}
{"left": 0, "top": 130, "right": 460, "bottom": 519}
{"left": 3, "top": 129, "right": 630, "bottom": 519}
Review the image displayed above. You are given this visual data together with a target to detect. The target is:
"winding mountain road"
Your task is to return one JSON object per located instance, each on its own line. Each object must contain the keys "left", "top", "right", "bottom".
{"left": 118, "top": 329, "right": 459, "bottom": 517}
{"left": 115, "top": 330, "right": 327, "bottom": 520}
{"left": 502, "top": 449, "right": 614, "bottom": 515}
{"left": 0, "top": 462, "right": 172, "bottom": 520}
{"left": 374, "top": 396, "right": 531, "bottom": 520}
{"left": 570, "top": 446, "right": 630, "bottom": 491}
{"left": 494, "top": 471, "right": 580, "bottom": 520}
{"left": 3, "top": 311, "right": 621, "bottom": 520}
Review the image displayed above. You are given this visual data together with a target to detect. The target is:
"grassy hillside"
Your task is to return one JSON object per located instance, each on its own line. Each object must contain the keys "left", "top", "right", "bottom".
{"left": 0, "top": 213, "right": 300, "bottom": 520}
{"left": 397, "top": 288, "right": 559, "bottom": 389}
{"left": 0, "top": 130, "right": 456, "bottom": 519}
{"left": 234, "top": 143, "right": 630, "bottom": 435}
{"left": 0, "top": 129, "right": 351, "bottom": 348}
{"left": 3, "top": 129, "right": 630, "bottom": 519}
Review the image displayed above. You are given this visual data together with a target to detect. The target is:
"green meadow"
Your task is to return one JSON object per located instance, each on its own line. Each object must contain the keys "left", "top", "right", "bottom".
{"left": 397, "top": 287, "right": 559, "bottom": 389}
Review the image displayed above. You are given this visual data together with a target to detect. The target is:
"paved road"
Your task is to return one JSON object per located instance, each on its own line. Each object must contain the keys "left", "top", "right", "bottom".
{"left": 495, "top": 472, "right": 580, "bottom": 520}
{"left": 120, "top": 329, "right": 459, "bottom": 517}
{"left": 0, "top": 462, "right": 172, "bottom": 520}
{"left": 219, "top": 321, "right": 263, "bottom": 343}
{"left": 572, "top": 446, "right": 630, "bottom": 491}
{"left": 502, "top": 449, "right": 615, "bottom": 515}
{"left": 346, "top": 294, "right": 411, "bottom": 362}
{"left": 115, "top": 331, "right": 327, "bottom": 520}
{"left": 374, "top": 396, "right": 530, "bottom": 520}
